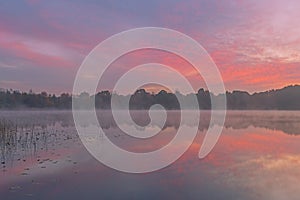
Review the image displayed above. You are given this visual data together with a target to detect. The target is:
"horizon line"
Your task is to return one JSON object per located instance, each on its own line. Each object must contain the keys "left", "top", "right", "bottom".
{"left": 1, "top": 84, "right": 299, "bottom": 96}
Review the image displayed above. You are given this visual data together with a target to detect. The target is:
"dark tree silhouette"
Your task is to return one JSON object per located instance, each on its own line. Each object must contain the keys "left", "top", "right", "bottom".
{"left": 0, "top": 85, "right": 299, "bottom": 110}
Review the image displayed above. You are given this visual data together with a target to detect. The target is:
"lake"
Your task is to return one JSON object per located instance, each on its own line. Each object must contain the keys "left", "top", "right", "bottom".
{"left": 1, "top": 110, "right": 300, "bottom": 200}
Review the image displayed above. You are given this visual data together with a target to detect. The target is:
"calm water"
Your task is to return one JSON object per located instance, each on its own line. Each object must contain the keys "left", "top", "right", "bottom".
{"left": 1, "top": 110, "right": 300, "bottom": 200}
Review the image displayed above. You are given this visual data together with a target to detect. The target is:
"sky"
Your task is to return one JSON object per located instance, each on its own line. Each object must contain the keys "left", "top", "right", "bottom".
{"left": 0, "top": 0, "right": 299, "bottom": 94}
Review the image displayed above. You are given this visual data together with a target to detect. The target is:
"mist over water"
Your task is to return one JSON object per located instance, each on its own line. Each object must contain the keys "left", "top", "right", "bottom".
{"left": 1, "top": 110, "right": 300, "bottom": 200}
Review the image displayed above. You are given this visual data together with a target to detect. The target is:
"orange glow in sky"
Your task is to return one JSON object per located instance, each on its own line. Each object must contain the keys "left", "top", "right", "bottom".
{"left": 0, "top": 0, "right": 299, "bottom": 94}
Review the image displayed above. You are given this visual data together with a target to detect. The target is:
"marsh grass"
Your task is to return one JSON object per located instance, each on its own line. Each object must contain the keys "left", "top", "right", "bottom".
{"left": 0, "top": 114, "right": 75, "bottom": 167}
{"left": 0, "top": 119, "right": 18, "bottom": 165}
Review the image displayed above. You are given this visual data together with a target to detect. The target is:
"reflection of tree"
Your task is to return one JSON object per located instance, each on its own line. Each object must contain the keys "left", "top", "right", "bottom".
{"left": 223, "top": 112, "right": 300, "bottom": 135}
{"left": 1, "top": 110, "right": 300, "bottom": 166}
{"left": 98, "top": 111, "right": 300, "bottom": 135}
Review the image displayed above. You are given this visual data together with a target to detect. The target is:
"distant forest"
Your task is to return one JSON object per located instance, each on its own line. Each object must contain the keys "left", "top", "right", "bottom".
{"left": 0, "top": 85, "right": 299, "bottom": 110}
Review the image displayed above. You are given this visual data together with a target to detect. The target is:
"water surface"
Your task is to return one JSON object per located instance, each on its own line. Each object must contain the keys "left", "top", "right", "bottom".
{"left": 1, "top": 110, "right": 300, "bottom": 200}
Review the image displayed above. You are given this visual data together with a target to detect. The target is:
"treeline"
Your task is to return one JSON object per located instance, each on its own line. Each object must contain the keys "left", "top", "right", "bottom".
{"left": 0, "top": 85, "right": 299, "bottom": 110}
